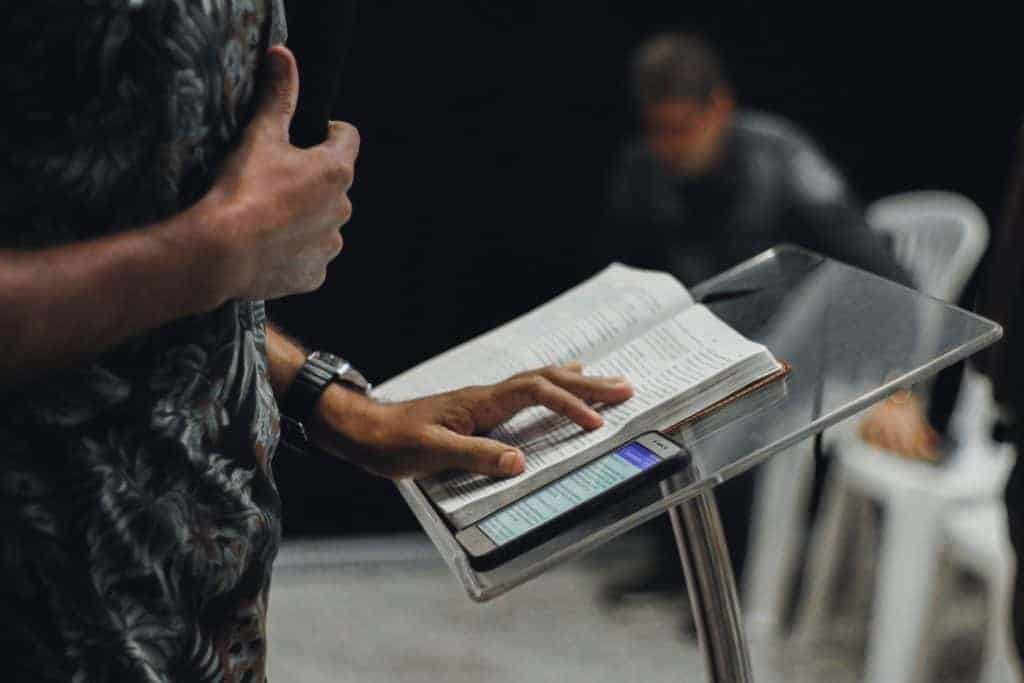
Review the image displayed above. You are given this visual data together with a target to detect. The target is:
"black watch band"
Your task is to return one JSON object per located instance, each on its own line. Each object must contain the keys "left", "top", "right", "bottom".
{"left": 281, "top": 351, "right": 371, "bottom": 425}
{"left": 282, "top": 354, "right": 338, "bottom": 423}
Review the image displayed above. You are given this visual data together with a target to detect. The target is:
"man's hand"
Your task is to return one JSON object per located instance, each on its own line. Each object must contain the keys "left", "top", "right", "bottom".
{"left": 307, "top": 364, "right": 635, "bottom": 480}
{"left": 859, "top": 391, "right": 941, "bottom": 462}
{"left": 186, "top": 44, "right": 359, "bottom": 303}
{"left": 0, "top": 46, "right": 359, "bottom": 387}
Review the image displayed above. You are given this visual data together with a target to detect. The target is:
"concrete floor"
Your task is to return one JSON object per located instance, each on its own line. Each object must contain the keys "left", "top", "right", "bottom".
{"left": 267, "top": 529, "right": 989, "bottom": 683}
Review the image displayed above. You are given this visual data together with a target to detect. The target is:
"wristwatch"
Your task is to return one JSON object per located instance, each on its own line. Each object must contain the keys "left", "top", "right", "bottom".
{"left": 280, "top": 350, "right": 372, "bottom": 448}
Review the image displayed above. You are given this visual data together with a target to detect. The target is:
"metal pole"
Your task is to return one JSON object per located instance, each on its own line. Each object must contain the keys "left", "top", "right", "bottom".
{"left": 666, "top": 486, "right": 754, "bottom": 682}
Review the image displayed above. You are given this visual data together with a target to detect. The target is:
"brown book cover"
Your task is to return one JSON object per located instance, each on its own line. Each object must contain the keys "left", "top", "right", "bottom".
{"left": 661, "top": 360, "right": 792, "bottom": 434}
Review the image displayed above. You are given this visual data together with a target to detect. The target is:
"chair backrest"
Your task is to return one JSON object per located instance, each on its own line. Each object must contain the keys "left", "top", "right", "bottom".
{"left": 870, "top": 193, "right": 1012, "bottom": 476}
{"left": 866, "top": 190, "right": 989, "bottom": 304}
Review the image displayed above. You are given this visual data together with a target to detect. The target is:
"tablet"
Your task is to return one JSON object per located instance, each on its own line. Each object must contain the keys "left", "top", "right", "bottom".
{"left": 455, "top": 432, "right": 688, "bottom": 570}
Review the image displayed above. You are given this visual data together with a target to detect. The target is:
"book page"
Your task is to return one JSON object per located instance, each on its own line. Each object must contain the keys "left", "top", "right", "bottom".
{"left": 374, "top": 263, "right": 693, "bottom": 403}
{"left": 420, "top": 305, "right": 772, "bottom": 517}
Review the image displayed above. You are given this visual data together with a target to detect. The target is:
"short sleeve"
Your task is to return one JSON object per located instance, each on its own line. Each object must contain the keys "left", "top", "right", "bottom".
{"left": 0, "top": 2, "right": 168, "bottom": 244}
{"left": 0, "top": 0, "right": 270, "bottom": 246}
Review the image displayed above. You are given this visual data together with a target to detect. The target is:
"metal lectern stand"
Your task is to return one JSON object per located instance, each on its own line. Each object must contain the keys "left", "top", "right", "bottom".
{"left": 669, "top": 488, "right": 754, "bottom": 682}
{"left": 395, "top": 246, "right": 1002, "bottom": 682}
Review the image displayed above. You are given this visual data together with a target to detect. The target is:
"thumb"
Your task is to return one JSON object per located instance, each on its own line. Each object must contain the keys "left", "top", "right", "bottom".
{"left": 253, "top": 45, "right": 299, "bottom": 141}
{"left": 430, "top": 429, "right": 526, "bottom": 478}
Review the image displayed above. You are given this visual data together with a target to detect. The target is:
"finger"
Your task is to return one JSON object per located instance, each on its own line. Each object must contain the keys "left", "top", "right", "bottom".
{"left": 329, "top": 194, "right": 353, "bottom": 228}
{"left": 915, "top": 430, "right": 940, "bottom": 461}
{"left": 539, "top": 366, "right": 634, "bottom": 405}
{"left": 252, "top": 45, "right": 300, "bottom": 141}
{"left": 427, "top": 429, "right": 525, "bottom": 477}
{"left": 859, "top": 421, "right": 875, "bottom": 443}
{"left": 321, "top": 120, "right": 361, "bottom": 169}
{"left": 322, "top": 229, "right": 344, "bottom": 262}
{"left": 489, "top": 376, "right": 606, "bottom": 431}
{"left": 913, "top": 442, "right": 933, "bottom": 461}
{"left": 857, "top": 417, "right": 871, "bottom": 441}
{"left": 296, "top": 266, "right": 328, "bottom": 294}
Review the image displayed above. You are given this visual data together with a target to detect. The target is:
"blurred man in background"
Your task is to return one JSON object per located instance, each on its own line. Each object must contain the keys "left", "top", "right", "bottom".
{"left": 601, "top": 31, "right": 941, "bottom": 599}
{"left": 605, "top": 32, "right": 912, "bottom": 289}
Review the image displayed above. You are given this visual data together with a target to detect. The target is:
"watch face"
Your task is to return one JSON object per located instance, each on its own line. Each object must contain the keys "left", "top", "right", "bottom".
{"left": 309, "top": 350, "right": 344, "bottom": 367}
{"left": 309, "top": 351, "right": 370, "bottom": 393}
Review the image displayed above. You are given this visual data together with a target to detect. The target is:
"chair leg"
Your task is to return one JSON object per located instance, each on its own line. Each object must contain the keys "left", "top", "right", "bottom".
{"left": 743, "top": 441, "right": 816, "bottom": 639}
{"left": 980, "top": 522, "right": 1023, "bottom": 683}
{"left": 792, "top": 465, "right": 855, "bottom": 643}
{"left": 846, "top": 493, "right": 880, "bottom": 616}
{"left": 864, "top": 494, "right": 945, "bottom": 683}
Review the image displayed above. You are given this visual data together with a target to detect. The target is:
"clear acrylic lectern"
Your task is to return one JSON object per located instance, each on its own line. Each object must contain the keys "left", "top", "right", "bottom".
{"left": 395, "top": 246, "right": 1002, "bottom": 682}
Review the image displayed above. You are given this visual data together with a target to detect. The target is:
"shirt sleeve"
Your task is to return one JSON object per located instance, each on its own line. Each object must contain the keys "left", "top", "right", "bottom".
{"left": 783, "top": 140, "right": 915, "bottom": 288}
{"left": 0, "top": 2, "right": 165, "bottom": 245}
{"left": 0, "top": 0, "right": 253, "bottom": 245}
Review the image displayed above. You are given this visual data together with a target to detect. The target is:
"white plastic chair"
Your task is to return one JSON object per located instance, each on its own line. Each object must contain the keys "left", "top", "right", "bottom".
{"left": 791, "top": 193, "right": 1021, "bottom": 683}
{"left": 945, "top": 500, "right": 1020, "bottom": 683}
{"left": 795, "top": 369, "right": 1018, "bottom": 682}
{"left": 743, "top": 438, "right": 817, "bottom": 638}
{"left": 743, "top": 191, "right": 988, "bottom": 640}
{"left": 868, "top": 191, "right": 988, "bottom": 304}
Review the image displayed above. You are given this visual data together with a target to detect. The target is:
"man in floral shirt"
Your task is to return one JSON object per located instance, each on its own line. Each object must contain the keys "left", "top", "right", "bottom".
{"left": 0, "top": 2, "right": 633, "bottom": 680}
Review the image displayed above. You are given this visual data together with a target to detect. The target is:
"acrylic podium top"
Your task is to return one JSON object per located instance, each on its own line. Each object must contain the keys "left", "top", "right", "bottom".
{"left": 395, "top": 245, "right": 1002, "bottom": 602}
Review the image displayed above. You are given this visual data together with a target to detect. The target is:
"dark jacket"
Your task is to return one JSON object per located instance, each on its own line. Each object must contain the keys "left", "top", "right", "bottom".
{"left": 604, "top": 110, "right": 914, "bottom": 288}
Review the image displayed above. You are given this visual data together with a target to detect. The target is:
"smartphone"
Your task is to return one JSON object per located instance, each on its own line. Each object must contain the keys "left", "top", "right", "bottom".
{"left": 455, "top": 431, "right": 688, "bottom": 570}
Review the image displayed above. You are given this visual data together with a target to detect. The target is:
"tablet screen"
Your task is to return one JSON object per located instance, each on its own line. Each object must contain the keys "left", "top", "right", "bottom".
{"left": 477, "top": 442, "right": 662, "bottom": 546}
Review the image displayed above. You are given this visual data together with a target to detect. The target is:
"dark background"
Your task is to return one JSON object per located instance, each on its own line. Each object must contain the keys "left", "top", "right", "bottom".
{"left": 271, "top": 1, "right": 1024, "bottom": 537}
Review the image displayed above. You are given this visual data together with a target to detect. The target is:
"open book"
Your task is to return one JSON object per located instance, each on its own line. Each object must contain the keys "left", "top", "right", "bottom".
{"left": 374, "top": 264, "right": 786, "bottom": 529}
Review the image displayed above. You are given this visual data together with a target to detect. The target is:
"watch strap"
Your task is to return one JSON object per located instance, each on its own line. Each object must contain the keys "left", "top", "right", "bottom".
{"left": 278, "top": 413, "right": 312, "bottom": 455}
{"left": 281, "top": 353, "right": 339, "bottom": 423}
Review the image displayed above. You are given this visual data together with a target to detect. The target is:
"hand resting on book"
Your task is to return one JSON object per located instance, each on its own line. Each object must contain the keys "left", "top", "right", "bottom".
{"left": 307, "top": 363, "right": 634, "bottom": 480}
{"left": 373, "top": 263, "right": 784, "bottom": 526}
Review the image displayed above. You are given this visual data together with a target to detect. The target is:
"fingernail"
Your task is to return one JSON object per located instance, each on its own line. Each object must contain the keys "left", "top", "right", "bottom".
{"left": 499, "top": 450, "right": 523, "bottom": 474}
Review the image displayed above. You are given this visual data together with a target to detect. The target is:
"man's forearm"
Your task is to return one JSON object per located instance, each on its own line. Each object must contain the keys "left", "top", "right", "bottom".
{"left": 0, "top": 206, "right": 227, "bottom": 388}
{"left": 265, "top": 324, "right": 381, "bottom": 455}
{"left": 800, "top": 198, "right": 915, "bottom": 288}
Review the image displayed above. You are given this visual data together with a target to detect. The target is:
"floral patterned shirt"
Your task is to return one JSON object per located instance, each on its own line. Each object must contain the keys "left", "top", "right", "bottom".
{"left": 1, "top": 1, "right": 288, "bottom": 681}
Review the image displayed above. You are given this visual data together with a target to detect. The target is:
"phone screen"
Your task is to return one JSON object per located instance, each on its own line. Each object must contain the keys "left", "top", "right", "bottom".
{"left": 477, "top": 442, "right": 664, "bottom": 546}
